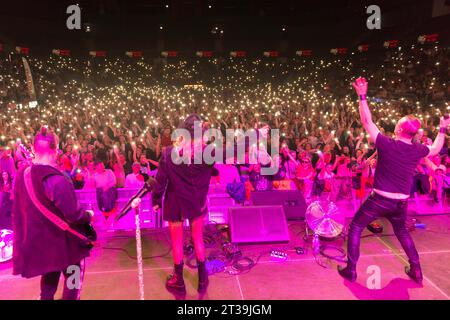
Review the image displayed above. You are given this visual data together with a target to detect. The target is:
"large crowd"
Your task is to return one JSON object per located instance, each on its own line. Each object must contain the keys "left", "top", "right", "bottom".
{"left": 0, "top": 43, "right": 449, "bottom": 227}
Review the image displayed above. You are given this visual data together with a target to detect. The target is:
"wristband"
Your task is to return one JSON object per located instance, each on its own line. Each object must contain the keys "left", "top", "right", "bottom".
{"left": 359, "top": 95, "right": 366, "bottom": 101}
{"left": 439, "top": 127, "right": 447, "bottom": 134}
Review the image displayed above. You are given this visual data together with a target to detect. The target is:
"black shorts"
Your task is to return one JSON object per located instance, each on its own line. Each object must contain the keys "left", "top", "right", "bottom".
{"left": 162, "top": 196, "right": 208, "bottom": 222}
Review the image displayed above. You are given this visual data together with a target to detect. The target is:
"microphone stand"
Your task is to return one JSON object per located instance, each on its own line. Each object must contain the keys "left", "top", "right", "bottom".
{"left": 117, "top": 181, "right": 154, "bottom": 301}
{"left": 133, "top": 203, "right": 145, "bottom": 301}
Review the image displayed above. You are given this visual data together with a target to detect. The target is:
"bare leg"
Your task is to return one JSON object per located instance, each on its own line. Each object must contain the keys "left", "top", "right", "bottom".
{"left": 190, "top": 215, "right": 209, "bottom": 293}
{"left": 190, "top": 215, "right": 206, "bottom": 262}
{"left": 168, "top": 221, "right": 184, "bottom": 264}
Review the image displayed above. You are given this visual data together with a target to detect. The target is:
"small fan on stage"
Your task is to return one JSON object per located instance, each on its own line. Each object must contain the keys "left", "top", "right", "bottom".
{"left": 0, "top": 230, "right": 13, "bottom": 263}
{"left": 305, "top": 201, "right": 346, "bottom": 263}
{"left": 305, "top": 201, "right": 345, "bottom": 240}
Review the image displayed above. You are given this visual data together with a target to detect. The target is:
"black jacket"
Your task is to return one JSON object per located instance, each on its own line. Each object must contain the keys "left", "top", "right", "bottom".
{"left": 152, "top": 146, "right": 213, "bottom": 222}
{"left": 13, "top": 165, "right": 91, "bottom": 278}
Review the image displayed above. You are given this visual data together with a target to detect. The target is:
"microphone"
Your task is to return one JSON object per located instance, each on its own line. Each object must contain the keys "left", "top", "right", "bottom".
{"left": 444, "top": 114, "right": 449, "bottom": 120}
{"left": 116, "top": 177, "right": 157, "bottom": 221}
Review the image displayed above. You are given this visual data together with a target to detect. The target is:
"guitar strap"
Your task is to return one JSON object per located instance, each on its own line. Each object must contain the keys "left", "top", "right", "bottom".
{"left": 23, "top": 166, "right": 92, "bottom": 245}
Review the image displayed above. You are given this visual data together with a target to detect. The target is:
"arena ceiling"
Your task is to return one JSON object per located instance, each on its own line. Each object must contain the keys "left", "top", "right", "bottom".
{"left": 0, "top": 0, "right": 447, "bottom": 54}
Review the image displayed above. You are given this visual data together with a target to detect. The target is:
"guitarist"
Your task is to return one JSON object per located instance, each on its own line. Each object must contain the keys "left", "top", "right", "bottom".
{"left": 12, "top": 127, "right": 95, "bottom": 300}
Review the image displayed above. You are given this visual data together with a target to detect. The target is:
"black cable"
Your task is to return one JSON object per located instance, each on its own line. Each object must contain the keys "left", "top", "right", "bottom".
{"left": 319, "top": 245, "right": 346, "bottom": 262}
{"left": 314, "top": 252, "right": 329, "bottom": 269}
{"left": 229, "top": 251, "right": 266, "bottom": 275}
{"left": 232, "top": 256, "right": 255, "bottom": 271}
{"left": 208, "top": 250, "right": 231, "bottom": 263}
{"left": 185, "top": 253, "right": 198, "bottom": 269}
{"left": 202, "top": 233, "right": 217, "bottom": 248}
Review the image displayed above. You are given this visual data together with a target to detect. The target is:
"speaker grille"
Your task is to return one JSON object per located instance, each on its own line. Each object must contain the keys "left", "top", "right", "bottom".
{"left": 251, "top": 190, "right": 306, "bottom": 220}
{"left": 229, "top": 206, "right": 290, "bottom": 243}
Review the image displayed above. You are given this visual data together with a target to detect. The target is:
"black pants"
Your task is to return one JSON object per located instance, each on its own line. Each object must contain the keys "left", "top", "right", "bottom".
{"left": 346, "top": 192, "right": 420, "bottom": 269}
{"left": 411, "top": 174, "right": 430, "bottom": 195}
{"left": 96, "top": 187, "right": 117, "bottom": 212}
{"left": 40, "top": 261, "right": 85, "bottom": 300}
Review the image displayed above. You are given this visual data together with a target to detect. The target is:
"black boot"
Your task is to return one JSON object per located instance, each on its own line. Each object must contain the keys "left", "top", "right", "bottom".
{"left": 197, "top": 260, "right": 209, "bottom": 293}
{"left": 338, "top": 265, "right": 357, "bottom": 282}
{"left": 166, "top": 263, "right": 186, "bottom": 295}
{"left": 405, "top": 263, "right": 423, "bottom": 284}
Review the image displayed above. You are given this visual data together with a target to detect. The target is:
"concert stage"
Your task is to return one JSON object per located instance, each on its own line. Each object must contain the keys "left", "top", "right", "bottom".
{"left": 1, "top": 198, "right": 449, "bottom": 300}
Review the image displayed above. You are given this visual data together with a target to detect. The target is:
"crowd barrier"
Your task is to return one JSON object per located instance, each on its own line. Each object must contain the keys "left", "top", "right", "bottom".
{"left": 76, "top": 188, "right": 157, "bottom": 231}
{"left": 75, "top": 184, "right": 238, "bottom": 231}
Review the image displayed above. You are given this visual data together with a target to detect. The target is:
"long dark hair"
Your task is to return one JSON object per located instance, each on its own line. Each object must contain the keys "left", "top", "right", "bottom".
{"left": 0, "top": 171, "right": 12, "bottom": 191}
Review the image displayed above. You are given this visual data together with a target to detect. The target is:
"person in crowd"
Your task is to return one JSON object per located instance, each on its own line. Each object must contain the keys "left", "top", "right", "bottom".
{"left": 423, "top": 156, "right": 446, "bottom": 203}
{"left": 411, "top": 161, "right": 432, "bottom": 196}
{"left": 273, "top": 144, "right": 298, "bottom": 190}
{"left": 125, "top": 162, "right": 146, "bottom": 189}
{"left": 279, "top": 144, "right": 298, "bottom": 177}
{"left": 248, "top": 122, "right": 277, "bottom": 191}
{"left": 214, "top": 163, "right": 241, "bottom": 185}
{"left": 81, "top": 161, "right": 96, "bottom": 190}
{"left": 313, "top": 151, "right": 335, "bottom": 199}
{"left": 157, "top": 127, "right": 173, "bottom": 156}
{"left": 111, "top": 146, "right": 126, "bottom": 188}
{"left": 295, "top": 154, "right": 315, "bottom": 200}
{"left": 351, "top": 149, "right": 366, "bottom": 200}
{"left": 94, "top": 141, "right": 109, "bottom": 165}
{"left": 0, "top": 147, "right": 16, "bottom": 180}
{"left": 93, "top": 161, "right": 117, "bottom": 223}
{"left": 331, "top": 146, "right": 353, "bottom": 201}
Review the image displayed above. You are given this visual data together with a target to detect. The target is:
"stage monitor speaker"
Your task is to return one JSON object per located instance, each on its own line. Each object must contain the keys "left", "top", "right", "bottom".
{"left": 228, "top": 206, "right": 290, "bottom": 244}
{"left": 250, "top": 190, "right": 307, "bottom": 220}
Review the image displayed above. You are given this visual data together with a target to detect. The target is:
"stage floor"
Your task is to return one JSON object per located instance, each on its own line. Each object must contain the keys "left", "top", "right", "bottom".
{"left": 1, "top": 212, "right": 450, "bottom": 300}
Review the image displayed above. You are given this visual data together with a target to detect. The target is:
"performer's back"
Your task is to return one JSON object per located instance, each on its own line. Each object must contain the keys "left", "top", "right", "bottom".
{"left": 374, "top": 133, "right": 429, "bottom": 195}
{"left": 152, "top": 146, "right": 213, "bottom": 222}
{"left": 13, "top": 164, "right": 90, "bottom": 278}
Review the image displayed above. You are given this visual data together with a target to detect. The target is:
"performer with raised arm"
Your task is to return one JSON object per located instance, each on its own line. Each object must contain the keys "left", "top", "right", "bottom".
{"left": 152, "top": 114, "right": 213, "bottom": 296}
{"left": 338, "top": 77, "right": 450, "bottom": 284}
{"left": 12, "top": 127, "right": 95, "bottom": 299}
